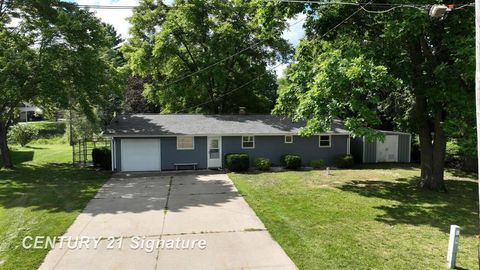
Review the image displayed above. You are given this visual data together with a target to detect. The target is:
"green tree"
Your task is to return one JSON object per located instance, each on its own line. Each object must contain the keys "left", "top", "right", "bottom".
{"left": 274, "top": 3, "right": 474, "bottom": 191}
{"left": 0, "top": 0, "right": 122, "bottom": 168}
{"left": 122, "top": 0, "right": 292, "bottom": 113}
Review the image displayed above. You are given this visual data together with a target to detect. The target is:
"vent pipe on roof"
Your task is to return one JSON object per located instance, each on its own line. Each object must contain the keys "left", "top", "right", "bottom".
{"left": 239, "top": 107, "right": 246, "bottom": 115}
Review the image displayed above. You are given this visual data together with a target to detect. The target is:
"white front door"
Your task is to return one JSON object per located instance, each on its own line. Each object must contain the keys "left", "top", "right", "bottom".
{"left": 376, "top": 135, "right": 398, "bottom": 162}
{"left": 207, "top": 137, "right": 222, "bottom": 168}
{"left": 121, "top": 139, "right": 161, "bottom": 171}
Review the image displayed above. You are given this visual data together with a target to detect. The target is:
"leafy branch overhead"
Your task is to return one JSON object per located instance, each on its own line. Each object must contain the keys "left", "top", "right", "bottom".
{"left": 0, "top": 0, "right": 123, "bottom": 168}
{"left": 274, "top": 3, "right": 474, "bottom": 190}
{"left": 122, "top": 0, "right": 293, "bottom": 113}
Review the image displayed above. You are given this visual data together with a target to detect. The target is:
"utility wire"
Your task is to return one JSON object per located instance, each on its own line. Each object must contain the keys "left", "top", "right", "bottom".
{"left": 181, "top": 61, "right": 284, "bottom": 112}
{"left": 76, "top": 2, "right": 475, "bottom": 10}
{"left": 160, "top": 15, "right": 306, "bottom": 88}
{"left": 262, "top": 0, "right": 429, "bottom": 8}
{"left": 182, "top": 2, "right": 369, "bottom": 112}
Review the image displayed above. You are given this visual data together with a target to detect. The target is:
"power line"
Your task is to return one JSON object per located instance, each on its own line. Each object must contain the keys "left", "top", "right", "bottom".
{"left": 161, "top": 15, "right": 306, "bottom": 88}
{"left": 262, "top": 0, "right": 429, "bottom": 8}
{"left": 181, "top": 61, "right": 284, "bottom": 112}
{"left": 182, "top": 2, "right": 370, "bottom": 112}
{"left": 76, "top": 5, "right": 138, "bottom": 9}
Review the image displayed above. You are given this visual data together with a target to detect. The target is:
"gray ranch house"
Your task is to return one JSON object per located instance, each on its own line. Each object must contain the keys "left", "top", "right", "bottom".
{"left": 104, "top": 114, "right": 410, "bottom": 172}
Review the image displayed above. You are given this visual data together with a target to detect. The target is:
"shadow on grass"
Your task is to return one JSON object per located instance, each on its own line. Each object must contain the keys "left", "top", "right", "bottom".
{"left": 0, "top": 150, "right": 34, "bottom": 166}
{"left": 25, "top": 145, "right": 47, "bottom": 150}
{"left": 0, "top": 163, "right": 110, "bottom": 213}
{"left": 446, "top": 168, "right": 478, "bottom": 179}
{"left": 339, "top": 177, "right": 478, "bottom": 236}
{"left": 352, "top": 163, "right": 419, "bottom": 170}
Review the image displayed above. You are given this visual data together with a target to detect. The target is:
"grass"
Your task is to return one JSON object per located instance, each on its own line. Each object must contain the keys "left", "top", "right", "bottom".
{"left": 229, "top": 164, "right": 478, "bottom": 270}
{"left": 0, "top": 141, "right": 110, "bottom": 270}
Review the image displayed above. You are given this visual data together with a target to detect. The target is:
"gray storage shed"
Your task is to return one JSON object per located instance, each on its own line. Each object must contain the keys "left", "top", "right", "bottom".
{"left": 350, "top": 131, "right": 411, "bottom": 163}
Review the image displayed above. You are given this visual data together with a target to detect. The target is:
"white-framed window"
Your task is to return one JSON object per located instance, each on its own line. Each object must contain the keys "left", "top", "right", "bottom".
{"left": 319, "top": 135, "right": 331, "bottom": 148}
{"left": 285, "top": 135, "right": 293, "bottom": 144}
{"left": 177, "top": 136, "right": 194, "bottom": 150}
{"left": 242, "top": 136, "right": 255, "bottom": 149}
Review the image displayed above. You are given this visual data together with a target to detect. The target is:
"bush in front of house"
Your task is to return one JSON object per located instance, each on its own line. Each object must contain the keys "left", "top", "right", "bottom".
{"left": 280, "top": 154, "right": 302, "bottom": 170}
{"left": 8, "top": 124, "right": 38, "bottom": 147}
{"left": 310, "top": 159, "right": 325, "bottom": 169}
{"left": 225, "top": 153, "right": 249, "bottom": 172}
{"left": 254, "top": 157, "right": 271, "bottom": 171}
{"left": 334, "top": 154, "right": 354, "bottom": 168}
{"left": 92, "top": 147, "right": 111, "bottom": 170}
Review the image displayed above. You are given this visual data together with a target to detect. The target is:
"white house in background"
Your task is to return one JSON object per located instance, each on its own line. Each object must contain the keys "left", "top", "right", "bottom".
{"left": 17, "top": 103, "right": 43, "bottom": 122}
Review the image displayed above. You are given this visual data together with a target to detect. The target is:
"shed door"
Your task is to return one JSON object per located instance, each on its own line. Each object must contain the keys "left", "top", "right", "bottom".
{"left": 121, "top": 139, "right": 161, "bottom": 171}
{"left": 376, "top": 135, "right": 398, "bottom": 162}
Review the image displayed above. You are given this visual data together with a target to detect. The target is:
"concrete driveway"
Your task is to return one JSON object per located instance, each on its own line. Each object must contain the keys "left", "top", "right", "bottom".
{"left": 39, "top": 172, "right": 296, "bottom": 270}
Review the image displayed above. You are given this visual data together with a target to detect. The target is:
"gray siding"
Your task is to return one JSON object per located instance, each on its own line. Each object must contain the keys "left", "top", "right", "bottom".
{"left": 397, "top": 134, "right": 411, "bottom": 162}
{"left": 364, "top": 138, "right": 377, "bottom": 163}
{"left": 222, "top": 135, "right": 349, "bottom": 166}
{"left": 355, "top": 133, "right": 411, "bottom": 164}
{"left": 161, "top": 136, "right": 207, "bottom": 170}
{"left": 114, "top": 137, "right": 122, "bottom": 171}
{"left": 113, "top": 136, "right": 208, "bottom": 171}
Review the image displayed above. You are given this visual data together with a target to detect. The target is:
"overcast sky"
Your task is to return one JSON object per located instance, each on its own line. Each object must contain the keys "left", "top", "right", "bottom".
{"left": 70, "top": 0, "right": 305, "bottom": 77}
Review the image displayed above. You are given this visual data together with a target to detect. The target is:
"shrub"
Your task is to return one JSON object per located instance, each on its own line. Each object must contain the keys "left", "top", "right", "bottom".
{"left": 225, "top": 153, "right": 249, "bottom": 172}
{"left": 8, "top": 124, "right": 38, "bottom": 146}
{"left": 280, "top": 154, "right": 302, "bottom": 170}
{"left": 334, "top": 154, "right": 354, "bottom": 168}
{"left": 254, "top": 157, "right": 271, "bottom": 171}
{"left": 310, "top": 159, "right": 325, "bottom": 169}
{"left": 92, "top": 147, "right": 111, "bottom": 170}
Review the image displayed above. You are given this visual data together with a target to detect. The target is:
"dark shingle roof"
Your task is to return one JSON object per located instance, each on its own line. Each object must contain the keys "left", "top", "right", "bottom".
{"left": 104, "top": 114, "right": 349, "bottom": 136}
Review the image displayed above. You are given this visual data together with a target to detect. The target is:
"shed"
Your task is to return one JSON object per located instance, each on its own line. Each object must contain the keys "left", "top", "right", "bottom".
{"left": 350, "top": 131, "right": 411, "bottom": 163}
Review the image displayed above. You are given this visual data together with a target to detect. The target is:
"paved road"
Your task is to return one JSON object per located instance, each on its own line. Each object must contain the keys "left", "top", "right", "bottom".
{"left": 39, "top": 172, "right": 297, "bottom": 270}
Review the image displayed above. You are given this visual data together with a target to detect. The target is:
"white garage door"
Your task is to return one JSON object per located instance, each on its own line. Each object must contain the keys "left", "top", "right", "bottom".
{"left": 121, "top": 139, "right": 161, "bottom": 171}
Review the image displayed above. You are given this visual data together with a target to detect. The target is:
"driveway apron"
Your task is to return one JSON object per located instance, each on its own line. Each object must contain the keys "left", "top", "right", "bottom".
{"left": 39, "top": 172, "right": 297, "bottom": 270}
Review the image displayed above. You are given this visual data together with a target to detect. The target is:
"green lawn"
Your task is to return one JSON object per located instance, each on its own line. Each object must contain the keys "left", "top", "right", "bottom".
{"left": 229, "top": 165, "right": 478, "bottom": 269}
{"left": 0, "top": 142, "right": 110, "bottom": 270}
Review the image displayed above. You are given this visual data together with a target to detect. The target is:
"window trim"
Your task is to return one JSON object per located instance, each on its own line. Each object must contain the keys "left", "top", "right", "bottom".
{"left": 284, "top": 135, "right": 293, "bottom": 144}
{"left": 241, "top": 136, "right": 255, "bottom": 149}
{"left": 176, "top": 136, "right": 195, "bottom": 150}
{"left": 319, "top": 135, "right": 331, "bottom": 148}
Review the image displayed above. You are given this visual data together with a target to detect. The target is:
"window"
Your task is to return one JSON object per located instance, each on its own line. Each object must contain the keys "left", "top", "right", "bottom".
{"left": 242, "top": 136, "right": 255, "bottom": 149}
{"left": 177, "top": 136, "right": 194, "bottom": 150}
{"left": 319, "top": 135, "right": 331, "bottom": 148}
{"left": 285, "top": 135, "right": 293, "bottom": 144}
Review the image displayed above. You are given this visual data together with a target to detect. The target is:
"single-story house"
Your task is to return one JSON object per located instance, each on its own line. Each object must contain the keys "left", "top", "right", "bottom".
{"left": 104, "top": 114, "right": 411, "bottom": 172}
{"left": 350, "top": 131, "right": 411, "bottom": 163}
{"left": 17, "top": 102, "right": 43, "bottom": 122}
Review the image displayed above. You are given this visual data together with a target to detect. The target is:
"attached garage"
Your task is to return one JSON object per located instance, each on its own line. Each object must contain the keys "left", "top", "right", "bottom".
{"left": 105, "top": 114, "right": 412, "bottom": 172}
{"left": 350, "top": 132, "right": 411, "bottom": 163}
{"left": 120, "top": 139, "right": 161, "bottom": 172}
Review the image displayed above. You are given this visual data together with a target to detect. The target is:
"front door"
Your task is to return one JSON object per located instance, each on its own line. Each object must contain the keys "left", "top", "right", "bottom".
{"left": 207, "top": 137, "right": 222, "bottom": 168}
{"left": 376, "top": 135, "right": 398, "bottom": 162}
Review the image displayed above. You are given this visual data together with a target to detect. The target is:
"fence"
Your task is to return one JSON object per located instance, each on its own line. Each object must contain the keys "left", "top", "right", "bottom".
{"left": 72, "top": 138, "right": 111, "bottom": 167}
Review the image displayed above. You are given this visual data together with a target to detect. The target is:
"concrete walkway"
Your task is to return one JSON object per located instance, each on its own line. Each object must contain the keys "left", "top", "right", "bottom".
{"left": 39, "top": 172, "right": 297, "bottom": 270}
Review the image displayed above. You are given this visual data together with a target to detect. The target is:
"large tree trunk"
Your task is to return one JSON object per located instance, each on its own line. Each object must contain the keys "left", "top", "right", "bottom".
{"left": 408, "top": 37, "right": 447, "bottom": 191}
{"left": 414, "top": 95, "right": 447, "bottom": 191}
{"left": 430, "top": 111, "right": 447, "bottom": 190}
{"left": 0, "top": 120, "right": 13, "bottom": 168}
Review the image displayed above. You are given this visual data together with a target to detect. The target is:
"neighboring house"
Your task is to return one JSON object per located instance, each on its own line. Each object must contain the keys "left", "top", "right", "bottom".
{"left": 17, "top": 103, "right": 43, "bottom": 122}
{"left": 104, "top": 114, "right": 411, "bottom": 172}
{"left": 350, "top": 131, "right": 411, "bottom": 163}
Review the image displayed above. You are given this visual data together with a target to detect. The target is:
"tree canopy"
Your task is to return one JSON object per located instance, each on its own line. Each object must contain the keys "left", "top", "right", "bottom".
{"left": 122, "top": 0, "right": 292, "bottom": 113}
{"left": 274, "top": 2, "right": 475, "bottom": 190}
{"left": 0, "top": 0, "right": 123, "bottom": 168}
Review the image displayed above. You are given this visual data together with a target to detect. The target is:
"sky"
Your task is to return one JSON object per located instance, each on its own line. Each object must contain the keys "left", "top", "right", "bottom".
{"left": 70, "top": 0, "right": 305, "bottom": 77}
